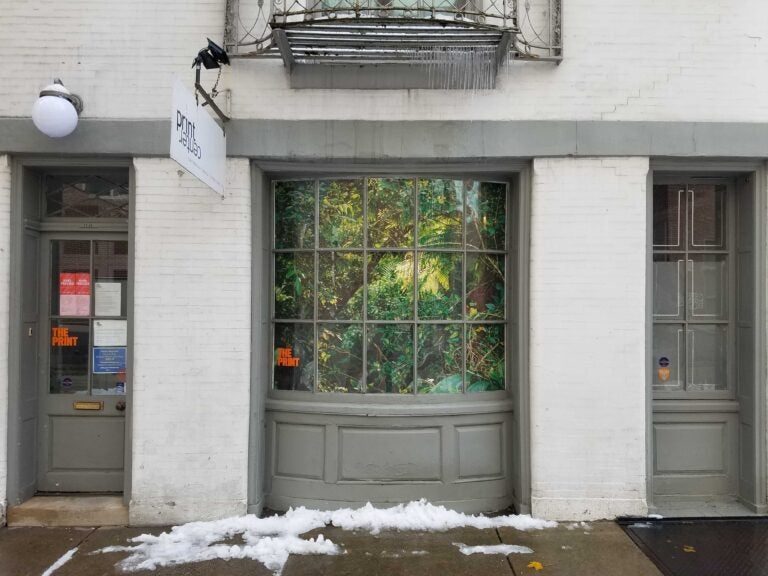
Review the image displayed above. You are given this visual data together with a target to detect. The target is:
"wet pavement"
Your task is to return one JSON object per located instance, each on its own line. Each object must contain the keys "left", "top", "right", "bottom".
{"left": 0, "top": 521, "right": 663, "bottom": 576}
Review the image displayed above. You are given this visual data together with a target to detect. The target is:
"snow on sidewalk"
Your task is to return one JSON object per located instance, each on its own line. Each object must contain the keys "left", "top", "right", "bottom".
{"left": 99, "top": 499, "right": 556, "bottom": 575}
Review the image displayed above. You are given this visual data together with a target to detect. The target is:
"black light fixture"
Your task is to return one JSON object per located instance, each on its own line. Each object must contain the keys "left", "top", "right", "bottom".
{"left": 193, "top": 38, "right": 230, "bottom": 70}
{"left": 192, "top": 38, "right": 231, "bottom": 125}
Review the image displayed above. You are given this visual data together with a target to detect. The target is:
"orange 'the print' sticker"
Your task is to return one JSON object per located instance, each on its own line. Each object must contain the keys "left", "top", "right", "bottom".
{"left": 276, "top": 347, "right": 300, "bottom": 367}
{"left": 658, "top": 367, "right": 671, "bottom": 382}
{"left": 51, "top": 327, "right": 79, "bottom": 347}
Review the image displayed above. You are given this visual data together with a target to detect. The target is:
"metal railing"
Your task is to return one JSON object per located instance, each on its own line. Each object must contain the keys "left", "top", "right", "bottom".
{"left": 226, "top": 0, "right": 561, "bottom": 61}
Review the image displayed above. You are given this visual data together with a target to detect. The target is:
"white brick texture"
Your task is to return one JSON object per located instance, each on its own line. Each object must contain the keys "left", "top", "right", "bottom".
{"left": 0, "top": 155, "right": 10, "bottom": 524}
{"left": 529, "top": 157, "right": 649, "bottom": 520}
{"left": 1, "top": 1, "right": 767, "bottom": 122}
{"left": 130, "top": 157, "right": 251, "bottom": 525}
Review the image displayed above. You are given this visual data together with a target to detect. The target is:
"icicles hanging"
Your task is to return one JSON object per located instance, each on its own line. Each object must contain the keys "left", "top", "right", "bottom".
{"left": 418, "top": 45, "right": 499, "bottom": 90}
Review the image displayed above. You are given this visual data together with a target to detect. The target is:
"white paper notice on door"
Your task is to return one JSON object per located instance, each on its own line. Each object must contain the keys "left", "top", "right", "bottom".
{"left": 94, "top": 319, "right": 127, "bottom": 347}
{"left": 95, "top": 282, "right": 122, "bottom": 316}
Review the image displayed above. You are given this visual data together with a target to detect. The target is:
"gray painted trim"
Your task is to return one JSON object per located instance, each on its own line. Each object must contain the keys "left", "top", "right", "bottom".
{"left": 516, "top": 164, "right": 532, "bottom": 515}
{"left": 265, "top": 398, "right": 515, "bottom": 416}
{"left": 646, "top": 159, "right": 768, "bottom": 514}
{"left": 2, "top": 119, "right": 768, "bottom": 159}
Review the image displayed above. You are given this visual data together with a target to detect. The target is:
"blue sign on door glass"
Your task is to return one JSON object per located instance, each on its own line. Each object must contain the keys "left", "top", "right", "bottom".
{"left": 93, "top": 347, "right": 126, "bottom": 374}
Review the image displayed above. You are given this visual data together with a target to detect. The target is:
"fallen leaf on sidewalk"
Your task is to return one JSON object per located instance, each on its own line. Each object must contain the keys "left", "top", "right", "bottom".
{"left": 527, "top": 560, "right": 544, "bottom": 570}
{"left": 683, "top": 545, "right": 696, "bottom": 553}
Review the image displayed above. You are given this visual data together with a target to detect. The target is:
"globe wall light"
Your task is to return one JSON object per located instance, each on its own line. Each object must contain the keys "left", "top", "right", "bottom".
{"left": 32, "top": 79, "right": 84, "bottom": 138}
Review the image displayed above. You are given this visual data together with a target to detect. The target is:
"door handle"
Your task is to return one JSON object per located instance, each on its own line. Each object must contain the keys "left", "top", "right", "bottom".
{"left": 116, "top": 400, "right": 126, "bottom": 412}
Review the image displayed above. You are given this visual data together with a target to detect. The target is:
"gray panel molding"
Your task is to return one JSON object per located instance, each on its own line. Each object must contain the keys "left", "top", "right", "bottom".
{"left": 2, "top": 118, "right": 768, "bottom": 159}
{"left": 265, "top": 398, "right": 515, "bottom": 416}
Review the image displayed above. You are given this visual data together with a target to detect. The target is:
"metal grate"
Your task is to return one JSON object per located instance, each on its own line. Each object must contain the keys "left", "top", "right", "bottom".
{"left": 227, "top": 0, "right": 562, "bottom": 72}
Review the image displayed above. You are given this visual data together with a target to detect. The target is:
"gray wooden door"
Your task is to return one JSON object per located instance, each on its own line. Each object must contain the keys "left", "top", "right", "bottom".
{"left": 37, "top": 234, "right": 128, "bottom": 492}
{"left": 652, "top": 181, "right": 739, "bottom": 499}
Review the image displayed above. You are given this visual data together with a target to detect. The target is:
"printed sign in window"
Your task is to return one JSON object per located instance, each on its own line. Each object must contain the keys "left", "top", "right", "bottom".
{"left": 93, "top": 347, "right": 127, "bottom": 374}
{"left": 60, "top": 272, "right": 90, "bottom": 316}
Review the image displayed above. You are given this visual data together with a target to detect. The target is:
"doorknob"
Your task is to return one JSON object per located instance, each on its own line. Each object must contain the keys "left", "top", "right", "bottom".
{"left": 116, "top": 400, "right": 126, "bottom": 412}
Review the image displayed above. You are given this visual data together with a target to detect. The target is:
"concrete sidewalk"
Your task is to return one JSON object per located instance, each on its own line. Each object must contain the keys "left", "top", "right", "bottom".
{"left": 0, "top": 520, "right": 662, "bottom": 576}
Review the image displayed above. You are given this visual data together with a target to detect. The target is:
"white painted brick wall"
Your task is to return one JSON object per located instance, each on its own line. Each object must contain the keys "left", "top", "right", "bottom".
{"left": 130, "top": 157, "right": 252, "bottom": 525}
{"left": 529, "top": 157, "right": 649, "bottom": 520}
{"left": 0, "top": 155, "right": 10, "bottom": 524}
{"left": 1, "top": 0, "right": 767, "bottom": 122}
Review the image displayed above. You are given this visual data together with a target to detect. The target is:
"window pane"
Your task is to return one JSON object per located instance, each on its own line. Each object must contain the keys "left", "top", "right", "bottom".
{"left": 652, "top": 324, "right": 684, "bottom": 392}
{"left": 275, "top": 180, "right": 315, "bottom": 249}
{"left": 418, "top": 179, "right": 463, "bottom": 248}
{"left": 367, "top": 178, "right": 414, "bottom": 248}
{"left": 51, "top": 240, "right": 91, "bottom": 317}
{"left": 689, "top": 255, "right": 727, "bottom": 320}
{"left": 689, "top": 185, "right": 725, "bottom": 249}
{"left": 45, "top": 172, "right": 129, "bottom": 219}
{"left": 319, "top": 180, "right": 363, "bottom": 248}
{"left": 366, "top": 324, "right": 414, "bottom": 394}
{"left": 50, "top": 319, "right": 89, "bottom": 394}
{"left": 653, "top": 254, "right": 684, "bottom": 320}
{"left": 275, "top": 252, "right": 314, "bottom": 319}
{"left": 653, "top": 185, "right": 684, "bottom": 249}
{"left": 367, "top": 252, "right": 414, "bottom": 320}
{"left": 318, "top": 252, "right": 363, "bottom": 320}
{"left": 418, "top": 252, "right": 462, "bottom": 320}
{"left": 318, "top": 323, "right": 363, "bottom": 392}
{"left": 274, "top": 323, "right": 314, "bottom": 391}
{"left": 466, "top": 253, "right": 504, "bottom": 320}
{"left": 688, "top": 325, "right": 727, "bottom": 392}
{"left": 466, "top": 324, "right": 504, "bottom": 392}
{"left": 92, "top": 348, "right": 127, "bottom": 395}
{"left": 466, "top": 182, "right": 506, "bottom": 250}
{"left": 94, "top": 241, "right": 128, "bottom": 317}
{"left": 417, "top": 324, "right": 463, "bottom": 394}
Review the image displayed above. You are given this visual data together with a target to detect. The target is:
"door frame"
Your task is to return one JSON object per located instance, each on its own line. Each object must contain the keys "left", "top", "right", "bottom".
{"left": 647, "top": 159, "right": 768, "bottom": 514}
{"left": 7, "top": 157, "right": 134, "bottom": 506}
{"left": 36, "top": 232, "right": 130, "bottom": 493}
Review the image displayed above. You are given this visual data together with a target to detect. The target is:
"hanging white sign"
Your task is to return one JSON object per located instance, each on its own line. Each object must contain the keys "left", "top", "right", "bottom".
{"left": 170, "top": 79, "right": 226, "bottom": 195}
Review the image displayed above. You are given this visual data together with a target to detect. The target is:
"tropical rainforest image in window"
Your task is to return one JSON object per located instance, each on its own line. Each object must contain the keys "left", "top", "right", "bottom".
{"left": 273, "top": 177, "right": 508, "bottom": 394}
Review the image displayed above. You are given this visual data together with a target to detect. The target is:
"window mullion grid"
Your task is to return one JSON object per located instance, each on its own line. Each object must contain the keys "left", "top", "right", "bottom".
{"left": 361, "top": 177, "right": 368, "bottom": 394}
{"left": 314, "top": 179, "right": 320, "bottom": 394}
{"left": 87, "top": 239, "right": 94, "bottom": 394}
{"left": 412, "top": 177, "right": 418, "bottom": 395}
{"left": 462, "top": 182, "right": 467, "bottom": 394}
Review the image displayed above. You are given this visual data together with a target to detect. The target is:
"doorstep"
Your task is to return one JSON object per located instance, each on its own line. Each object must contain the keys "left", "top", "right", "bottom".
{"left": 7, "top": 495, "right": 128, "bottom": 527}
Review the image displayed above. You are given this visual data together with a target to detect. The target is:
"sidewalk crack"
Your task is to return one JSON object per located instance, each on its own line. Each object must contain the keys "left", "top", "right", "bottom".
{"left": 495, "top": 527, "right": 518, "bottom": 575}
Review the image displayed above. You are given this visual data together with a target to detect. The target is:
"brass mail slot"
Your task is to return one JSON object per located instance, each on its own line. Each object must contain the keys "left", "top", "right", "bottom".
{"left": 73, "top": 401, "right": 103, "bottom": 411}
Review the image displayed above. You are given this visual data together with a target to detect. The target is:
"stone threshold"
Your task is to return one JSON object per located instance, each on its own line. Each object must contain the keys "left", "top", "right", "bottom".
{"left": 7, "top": 495, "right": 128, "bottom": 527}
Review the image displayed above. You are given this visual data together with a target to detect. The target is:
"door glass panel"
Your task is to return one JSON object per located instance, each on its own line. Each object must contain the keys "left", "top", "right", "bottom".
{"left": 653, "top": 185, "right": 684, "bottom": 249}
{"left": 319, "top": 180, "right": 363, "bottom": 248}
{"left": 689, "top": 185, "right": 725, "bottom": 249}
{"left": 274, "top": 322, "right": 314, "bottom": 391}
{"left": 418, "top": 252, "right": 462, "bottom": 320}
{"left": 44, "top": 172, "right": 129, "bottom": 219}
{"left": 50, "top": 319, "right": 90, "bottom": 394}
{"left": 466, "top": 182, "right": 506, "bottom": 251}
{"left": 367, "top": 178, "right": 414, "bottom": 248}
{"left": 417, "top": 323, "right": 463, "bottom": 394}
{"left": 274, "top": 180, "right": 316, "bottom": 249}
{"left": 94, "top": 241, "right": 128, "bottom": 317}
{"left": 318, "top": 252, "right": 363, "bottom": 320}
{"left": 653, "top": 324, "right": 684, "bottom": 392}
{"left": 317, "top": 323, "right": 363, "bottom": 392}
{"left": 688, "top": 325, "right": 727, "bottom": 391}
{"left": 689, "top": 255, "right": 727, "bottom": 320}
{"left": 653, "top": 254, "right": 685, "bottom": 320}
{"left": 51, "top": 240, "right": 90, "bottom": 317}
{"left": 366, "top": 324, "right": 414, "bottom": 394}
{"left": 418, "top": 179, "right": 464, "bottom": 248}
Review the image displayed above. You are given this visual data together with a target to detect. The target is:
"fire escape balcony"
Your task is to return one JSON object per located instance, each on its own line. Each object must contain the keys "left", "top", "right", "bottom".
{"left": 226, "top": 0, "right": 561, "bottom": 88}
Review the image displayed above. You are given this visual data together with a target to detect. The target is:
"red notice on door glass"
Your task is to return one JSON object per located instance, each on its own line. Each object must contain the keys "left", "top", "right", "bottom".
{"left": 60, "top": 272, "right": 90, "bottom": 316}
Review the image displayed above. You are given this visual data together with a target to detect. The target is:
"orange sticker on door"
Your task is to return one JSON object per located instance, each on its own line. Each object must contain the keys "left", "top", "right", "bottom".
{"left": 276, "top": 347, "right": 300, "bottom": 367}
{"left": 51, "top": 327, "right": 79, "bottom": 347}
{"left": 658, "top": 367, "right": 671, "bottom": 382}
